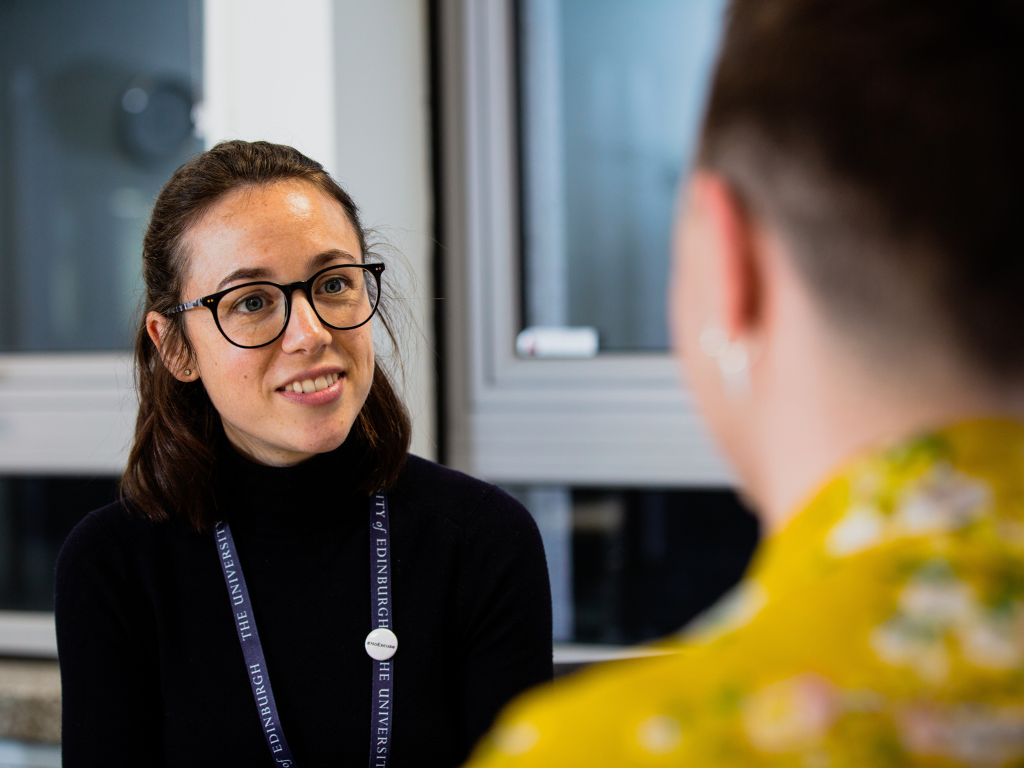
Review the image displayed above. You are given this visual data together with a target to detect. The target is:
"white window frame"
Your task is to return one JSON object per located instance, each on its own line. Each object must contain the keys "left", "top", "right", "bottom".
{"left": 0, "top": 353, "right": 135, "bottom": 475}
{"left": 437, "top": 0, "right": 731, "bottom": 487}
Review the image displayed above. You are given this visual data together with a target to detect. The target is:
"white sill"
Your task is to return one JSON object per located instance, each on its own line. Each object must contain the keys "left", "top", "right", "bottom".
{"left": 553, "top": 643, "right": 673, "bottom": 666}
{"left": 0, "top": 613, "right": 56, "bottom": 659}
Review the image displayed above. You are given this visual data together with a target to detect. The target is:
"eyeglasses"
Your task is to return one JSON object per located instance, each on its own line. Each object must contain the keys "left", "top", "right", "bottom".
{"left": 166, "top": 262, "right": 384, "bottom": 349}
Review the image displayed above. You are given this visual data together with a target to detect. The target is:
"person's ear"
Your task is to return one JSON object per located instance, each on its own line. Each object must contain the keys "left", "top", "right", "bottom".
{"left": 694, "top": 171, "right": 762, "bottom": 341}
{"left": 146, "top": 311, "right": 199, "bottom": 382}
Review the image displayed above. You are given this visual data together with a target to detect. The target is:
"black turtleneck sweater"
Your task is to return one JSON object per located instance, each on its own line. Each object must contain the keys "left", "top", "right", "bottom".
{"left": 54, "top": 440, "right": 553, "bottom": 767}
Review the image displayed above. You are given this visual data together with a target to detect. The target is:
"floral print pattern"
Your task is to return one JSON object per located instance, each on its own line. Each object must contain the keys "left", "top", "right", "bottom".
{"left": 465, "top": 421, "right": 1024, "bottom": 767}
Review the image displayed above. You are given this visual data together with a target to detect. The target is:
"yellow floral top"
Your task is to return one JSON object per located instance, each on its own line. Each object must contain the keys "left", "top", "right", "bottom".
{"left": 466, "top": 420, "right": 1024, "bottom": 767}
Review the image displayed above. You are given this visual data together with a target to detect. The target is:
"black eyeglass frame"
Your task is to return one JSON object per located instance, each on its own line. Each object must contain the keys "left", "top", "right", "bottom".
{"left": 165, "top": 262, "right": 385, "bottom": 349}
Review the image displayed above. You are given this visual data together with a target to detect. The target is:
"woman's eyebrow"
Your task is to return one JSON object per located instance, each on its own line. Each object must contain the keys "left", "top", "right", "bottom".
{"left": 215, "top": 266, "right": 274, "bottom": 291}
{"left": 213, "top": 250, "right": 358, "bottom": 292}
{"left": 307, "top": 249, "right": 358, "bottom": 271}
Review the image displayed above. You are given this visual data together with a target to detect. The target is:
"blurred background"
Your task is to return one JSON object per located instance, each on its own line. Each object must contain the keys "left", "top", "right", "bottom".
{"left": 0, "top": 0, "right": 756, "bottom": 759}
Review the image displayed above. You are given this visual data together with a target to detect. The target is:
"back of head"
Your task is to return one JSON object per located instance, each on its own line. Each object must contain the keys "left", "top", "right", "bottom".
{"left": 700, "top": 0, "right": 1024, "bottom": 383}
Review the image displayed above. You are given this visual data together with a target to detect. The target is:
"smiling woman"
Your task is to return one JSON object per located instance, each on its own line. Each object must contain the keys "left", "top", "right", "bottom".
{"left": 129, "top": 145, "right": 407, "bottom": 521}
{"left": 144, "top": 178, "right": 387, "bottom": 475}
{"left": 52, "top": 141, "right": 553, "bottom": 767}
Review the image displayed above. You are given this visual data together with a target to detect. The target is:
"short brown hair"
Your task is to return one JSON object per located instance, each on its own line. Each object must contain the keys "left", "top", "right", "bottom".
{"left": 122, "top": 140, "right": 411, "bottom": 531}
{"left": 700, "top": 0, "right": 1024, "bottom": 380}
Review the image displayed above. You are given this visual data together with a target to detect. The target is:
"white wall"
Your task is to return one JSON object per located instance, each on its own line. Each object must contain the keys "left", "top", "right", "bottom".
{"left": 203, "top": 0, "right": 436, "bottom": 459}
{"left": 203, "top": 0, "right": 337, "bottom": 173}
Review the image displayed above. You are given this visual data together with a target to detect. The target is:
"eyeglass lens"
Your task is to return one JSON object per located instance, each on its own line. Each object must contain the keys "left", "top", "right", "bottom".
{"left": 216, "top": 265, "right": 379, "bottom": 347}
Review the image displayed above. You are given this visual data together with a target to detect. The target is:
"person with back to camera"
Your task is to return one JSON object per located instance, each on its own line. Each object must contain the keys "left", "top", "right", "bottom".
{"left": 466, "top": 0, "right": 1024, "bottom": 765}
{"left": 54, "top": 140, "right": 553, "bottom": 767}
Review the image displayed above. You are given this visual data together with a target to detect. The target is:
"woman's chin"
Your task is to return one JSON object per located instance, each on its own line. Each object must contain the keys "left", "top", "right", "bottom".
{"left": 294, "top": 426, "right": 354, "bottom": 457}
{"left": 224, "top": 422, "right": 354, "bottom": 466}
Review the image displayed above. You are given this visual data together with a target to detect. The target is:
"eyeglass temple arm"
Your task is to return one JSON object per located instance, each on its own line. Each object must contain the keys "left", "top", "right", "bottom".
{"left": 167, "top": 297, "right": 205, "bottom": 315}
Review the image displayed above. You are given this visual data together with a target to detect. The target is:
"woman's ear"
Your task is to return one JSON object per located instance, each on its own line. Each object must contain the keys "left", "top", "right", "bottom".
{"left": 697, "top": 173, "right": 763, "bottom": 342}
{"left": 146, "top": 311, "right": 199, "bottom": 382}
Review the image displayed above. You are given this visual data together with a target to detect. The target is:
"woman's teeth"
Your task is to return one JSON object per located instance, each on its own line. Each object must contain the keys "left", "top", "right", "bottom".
{"left": 286, "top": 372, "right": 340, "bottom": 393}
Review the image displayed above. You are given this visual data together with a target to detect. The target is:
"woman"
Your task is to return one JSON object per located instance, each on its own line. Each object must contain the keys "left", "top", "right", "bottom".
{"left": 55, "top": 140, "right": 553, "bottom": 767}
{"left": 465, "top": 0, "right": 1024, "bottom": 765}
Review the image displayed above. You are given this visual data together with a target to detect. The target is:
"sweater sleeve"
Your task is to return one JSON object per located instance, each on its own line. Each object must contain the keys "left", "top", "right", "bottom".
{"left": 457, "top": 488, "right": 554, "bottom": 759}
{"left": 55, "top": 510, "right": 163, "bottom": 766}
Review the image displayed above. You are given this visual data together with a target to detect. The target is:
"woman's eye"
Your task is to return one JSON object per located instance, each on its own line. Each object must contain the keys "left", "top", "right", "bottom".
{"left": 324, "top": 278, "right": 344, "bottom": 294}
{"left": 238, "top": 295, "right": 266, "bottom": 313}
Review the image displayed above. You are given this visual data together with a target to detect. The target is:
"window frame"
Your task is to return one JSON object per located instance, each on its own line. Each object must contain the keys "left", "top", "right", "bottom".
{"left": 0, "top": 353, "right": 130, "bottom": 657}
{"left": 0, "top": 353, "right": 134, "bottom": 475}
{"left": 437, "top": 0, "right": 731, "bottom": 486}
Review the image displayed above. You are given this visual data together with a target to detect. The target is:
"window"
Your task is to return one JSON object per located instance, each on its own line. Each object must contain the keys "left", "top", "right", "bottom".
{"left": 0, "top": 0, "right": 400, "bottom": 659}
{"left": 508, "top": 486, "right": 757, "bottom": 643}
{"left": 436, "top": 0, "right": 744, "bottom": 646}
{"left": 437, "top": 0, "right": 730, "bottom": 485}
{"left": 519, "top": 0, "right": 724, "bottom": 352}
{"left": 0, "top": 0, "right": 201, "bottom": 477}
{"left": 0, "top": 0, "right": 200, "bottom": 635}
{"left": 0, "top": 478, "right": 119, "bottom": 612}
{"left": 0, "top": 0, "right": 202, "bottom": 355}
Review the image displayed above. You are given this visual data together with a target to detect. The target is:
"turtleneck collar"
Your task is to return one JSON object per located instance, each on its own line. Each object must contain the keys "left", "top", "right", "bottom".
{"left": 216, "top": 432, "right": 366, "bottom": 535}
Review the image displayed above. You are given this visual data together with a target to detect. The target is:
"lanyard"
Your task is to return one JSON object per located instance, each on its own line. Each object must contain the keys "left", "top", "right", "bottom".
{"left": 214, "top": 493, "right": 397, "bottom": 768}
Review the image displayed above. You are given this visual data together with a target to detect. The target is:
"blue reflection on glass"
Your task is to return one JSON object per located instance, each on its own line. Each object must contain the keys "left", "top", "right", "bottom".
{"left": 520, "top": 0, "right": 727, "bottom": 351}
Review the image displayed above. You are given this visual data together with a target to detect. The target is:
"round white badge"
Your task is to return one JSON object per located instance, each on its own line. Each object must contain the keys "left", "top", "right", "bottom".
{"left": 364, "top": 628, "right": 398, "bottom": 661}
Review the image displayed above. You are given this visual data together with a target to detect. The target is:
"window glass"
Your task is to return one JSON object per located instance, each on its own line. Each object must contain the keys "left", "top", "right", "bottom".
{"left": 0, "top": 0, "right": 201, "bottom": 352}
{"left": 508, "top": 486, "right": 759, "bottom": 643}
{"left": 518, "top": 0, "right": 726, "bottom": 352}
{"left": 0, "top": 477, "right": 119, "bottom": 611}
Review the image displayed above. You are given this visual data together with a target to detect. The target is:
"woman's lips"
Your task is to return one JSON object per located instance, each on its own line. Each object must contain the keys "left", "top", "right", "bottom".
{"left": 276, "top": 374, "right": 345, "bottom": 406}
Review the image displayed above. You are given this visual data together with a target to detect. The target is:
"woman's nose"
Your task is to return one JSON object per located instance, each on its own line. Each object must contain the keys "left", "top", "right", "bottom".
{"left": 280, "top": 290, "right": 333, "bottom": 352}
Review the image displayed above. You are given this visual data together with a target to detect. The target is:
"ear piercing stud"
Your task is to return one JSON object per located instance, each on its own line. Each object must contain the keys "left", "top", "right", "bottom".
{"left": 699, "top": 326, "right": 752, "bottom": 400}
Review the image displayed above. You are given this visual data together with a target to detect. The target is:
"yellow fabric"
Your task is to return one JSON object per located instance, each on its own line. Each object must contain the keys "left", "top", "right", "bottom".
{"left": 466, "top": 420, "right": 1024, "bottom": 767}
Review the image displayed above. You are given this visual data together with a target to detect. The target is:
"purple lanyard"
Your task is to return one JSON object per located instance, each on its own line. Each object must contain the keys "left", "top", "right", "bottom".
{"left": 214, "top": 493, "right": 395, "bottom": 767}
{"left": 368, "top": 493, "right": 395, "bottom": 766}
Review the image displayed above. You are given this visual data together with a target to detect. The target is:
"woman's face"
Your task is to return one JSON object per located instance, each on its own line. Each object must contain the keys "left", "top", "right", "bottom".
{"left": 172, "top": 179, "right": 375, "bottom": 466}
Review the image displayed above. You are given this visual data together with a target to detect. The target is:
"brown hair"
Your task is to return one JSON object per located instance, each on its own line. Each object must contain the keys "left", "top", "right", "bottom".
{"left": 122, "top": 140, "right": 411, "bottom": 531}
{"left": 699, "top": 0, "right": 1024, "bottom": 380}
